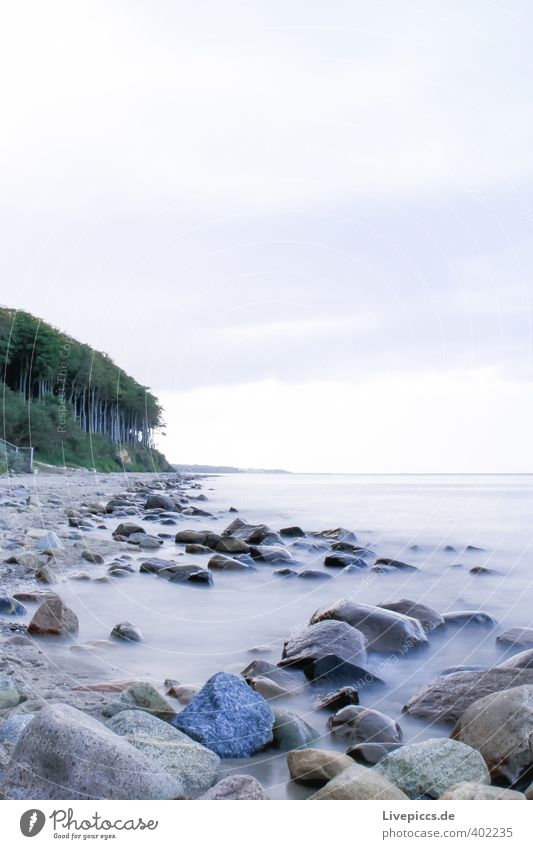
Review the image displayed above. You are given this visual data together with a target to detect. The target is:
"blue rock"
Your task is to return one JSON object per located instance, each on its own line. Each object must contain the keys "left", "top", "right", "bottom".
{"left": 172, "top": 672, "right": 274, "bottom": 758}
{"left": 0, "top": 713, "right": 35, "bottom": 744}
{"left": 0, "top": 597, "right": 26, "bottom": 616}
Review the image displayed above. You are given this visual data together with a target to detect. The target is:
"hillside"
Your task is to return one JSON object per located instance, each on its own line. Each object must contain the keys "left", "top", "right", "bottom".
{"left": 0, "top": 307, "right": 172, "bottom": 472}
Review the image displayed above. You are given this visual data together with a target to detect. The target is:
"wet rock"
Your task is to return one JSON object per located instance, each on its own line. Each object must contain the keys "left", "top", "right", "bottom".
{"left": 208, "top": 554, "right": 254, "bottom": 571}
{"left": 4, "top": 551, "right": 42, "bottom": 569}
{"left": 145, "top": 494, "right": 177, "bottom": 510}
{"left": 281, "top": 620, "right": 368, "bottom": 668}
{"left": 102, "top": 682, "right": 176, "bottom": 720}
{"left": 498, "top": 649, "right": 533, "bottom": 670}
{"left": 129, "top": 533, "right": 162, "bottom": 549}
{"left": 158, "top": 564, "right": 213, "bottom": 584}
{"left": 199, "top": 774, "right": 268, "bottom": 800}
{"left": 314, "top": 687, "right": 359, "bottom": 711}
{"left": 273, "top": 567, "right": 298, "bottom": 577}
{"left": 280, "top": 526, "right": 305, "bottom": 538}
{"left": 470, "top": 565, "right": 498, "bottom": 575}
{"left": 166, "top": 684, "right": 199, "bottom": 705}
{"left": 214, "top": 536, "right": 251, "bottom": 554}
{"left": 313, "top": 527, "right": 358, "bottom": 544}
{"left": 81, "top": 550, "right": 104, "bottom": 564}
{"left": 372, "top": 557, "right": 417, "bottom": 572}
{"left": 347, "top": 742, "right": 401, "bottom": 765}
{"left": 175, "top": 530, "right": 210, "bottom": 545}
{"left": 440, "top": 783, "right": 525, "bottom": 800}
{"left": 71, "top": 572, "right": 93, "bottom": 581}
{"left": 496, "top": 627, "right": 533, "bottom": 650}
{"left": 28, "top": 595, "right": 79, "bottom": 636}
{"left": 328, "top": 706, "right": 401, "bottom": 746}
{"left": 241, "top": 660, "right": 305, "bottom": 692}
{"left": 302, "top": 655, "right": 382, "bottom": 687}
{"left": 0, "top": 677, "right": 24, "bottom": 709}
{"left": 310, "top": 600, "right": 427, "bottom": 653}
{"left": 310, "top": 763, "right": 408, "bottom": 800}
{"left": 0, "top": 714, "right": 34, "bottom": 745}
{"left": 271, "top": 709, "right": 319, "bottom": 750}
{"left": 443, "top": 610, "right": 497, "bottom": 626}
{"left": 139, "top": 557, "right": 175, "bottom": 574}
{"left": 375, "top": 738, "right": 489, "bottom": 799}
{"left": 0, "top": 703, "right": 182, "bottom": 800}
{"left": 106, "top": 709, "right": 220, "bottom": 797}
{"left": 34, "top": 531, "right": 64, "bottom": 551}
{"left": 172, "top": 672, "right": 274, "bottom": 758}
{"left": 0, "top": 596, "right": 26, "bottom": 615}
{"left": 110, "top": 621, "right": 144, "bottom": 642}
{"left": 324, "top": 553, "right": 366, "bottom": 568}
{"left": 249, "top": 678, "right": 294, "bottom": 700}
{"left": 250, "top": 546, "right": 293, "bottom": 563}
{"left": 35, "top": 564, "right": 58, "bottom": 584}
{"left": 378, "top": 599, "right": 445, "bottom": 631}
{"left": 287, "top": 748, "right": 353, "bottom": 785}
{"left": 185, "top": 544, "right": 211, "bottom": 554}
{"left": 452, "top": 684, "right": 533, "bottom": 783}
{"left": 298, "top": 570, "right": 332, "bottom": 580}
{"left": 404, "top": 667, "right": 533, "bottom": 723}
{"left": 222, "top": 518, "right": 274, "bottom": 545}
{"left": 439, "top": 665, "right": 486, "bottom": 676}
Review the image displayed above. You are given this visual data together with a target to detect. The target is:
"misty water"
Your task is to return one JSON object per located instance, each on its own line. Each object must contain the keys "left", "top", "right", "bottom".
{"left": 30, "top": 473, "right": 533, "bottom": 798}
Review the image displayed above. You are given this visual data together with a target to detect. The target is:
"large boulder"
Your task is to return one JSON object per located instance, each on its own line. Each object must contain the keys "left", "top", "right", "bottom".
{"left": 106, "top": 710, "right": 220, "bottom": 797}
{"left": 378, "top": 599, "right": 445, "bottom": 632}
{"left": 287, "top": 748, "right": 354, "bottom": 785}
{"left": 199, "top": 775, "right": 268, "bottom": 800}
{"left": 310, "top": 600, "right": 427, "bottom": 652}
{"left": 440, "top": 783, "right": 525, "bottom": 800}
{"left": 0, "top": 704, "right": 182, "bottom": 800}
{"left": 172, "top": 672, "right": 274, "bottom": 758}
{"left": 404, "top": 667, "right": 533, "bottom": 723}
{"left": 375, "top": 738, "right": 489, "bottom": 799}
{"left": 281, "top": 620, "right": 368, "bottom": 668}
{"left": 496, "top": 628, "right": 533, "bottom": 650}
{"left": 309, "top": 764, "right": 408, "bottom": 800}
{"left": 328, "top": 706, "right": 401, "bottom": 746}
{"left": 27, "top": 595, "right": 79, "bottom": 636}
{"left": 452, "top": 685, "right": 533, "bottom": 783}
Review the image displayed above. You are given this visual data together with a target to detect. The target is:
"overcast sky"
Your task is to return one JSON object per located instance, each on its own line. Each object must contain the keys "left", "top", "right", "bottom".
{"left": 2, "top": 1, "right": 533, "bottom": 472}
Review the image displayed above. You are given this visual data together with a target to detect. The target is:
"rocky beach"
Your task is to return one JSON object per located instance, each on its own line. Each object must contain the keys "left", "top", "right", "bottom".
{"left": 1, "top": 470, "right": 533, "bottom": 801}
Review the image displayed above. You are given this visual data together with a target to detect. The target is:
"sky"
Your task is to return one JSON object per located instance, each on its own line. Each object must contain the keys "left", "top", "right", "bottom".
{"left": 1, "top": 0, "right": 533, "bottom": 472}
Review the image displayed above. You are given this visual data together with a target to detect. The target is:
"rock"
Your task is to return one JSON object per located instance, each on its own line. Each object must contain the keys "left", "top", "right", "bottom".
{"left": 106, "top": 709, "right": 220, "bottom": 797}
{"left": 271, "top": 709, "right": 319, "bottom": 750}
{"left": 185, "top": 544, "right": 211, "bottom": 554}
{"left": 35, "top": 531, "right": 64, "bottom": 550}
{"left": 525, "top": 782, "right": 533, "bottom": 800}
{"left": 452, "top": 684, "right": 533, "bottom": 783}
{"left": 129, "top": 533, "right": 162, "bottom": 549}
{"left": 375, "top": 738, "right": 490, "bottom": 799}
{"left": 0, "top": 703, "right": 182, "bottom": 799}
{"left": 4, "top": 551, "right": 43, "bottom": 569}
{"left": 324, "top": 553, "right": 366, "bottom": 569}
{"left": 166, "top": 684, "right": 199, "bottom": 705}
{"left": 102, "top": 682, "right": 176, "bottom": 720}
{"left": 298, "top": 570, "right": 332, "bottom": 580}
{"left": 81, "top": 550, "right": 104, "bottom": 564}
{"left": 175, "top": 530, "right": 210, "bottom": 545}
{"left": 498, "top": 649, "right": 533, "bottom": 669}
{"left": 280, "top": 526, "right": 305, "bottom": 538}
{"left": 302, "top": 655, "right": 383, "bottom": 687}
{"left": 310, "top": 600, "right": 427, "bottom": 653}
{"left": 288, "top": 748, "right": 353, "bottom": 785}
{"left": 379, "top": 599, "right": 445, "bottom": 631}
{"left": 71, "top": 572, "right": 92, "bottom": 581}
{"left": 158, "top": 564, "right": 213, "bottom": 584}
{"left": 35, "top": 564, "right": 58, "bottom": 584}
{"left": 222, "top": 518, "right": 274, "bottom": 544}
{"left": 281, "top": 620, "right": 368, "bottom": 668}
{"left": 110, "top": 621, "right": 144, "bottom": 642}
{"left": 27, "top": 595, "right": 79, "bottom": 636}
{"left": 241, "top": 660, "right": 305, "bottom": 692}
{"left": 0, "top": 714, "right": 34, "bottom": 745}
{"left": 440, "top": 783, "right": 526, "bottom": 800}
{"left": 470, "top": 566, "right": 498, "bottom": 575}
{"left": 172, "top": 672, "right": 274, "bottom": 758}
{"left": 347, "top": 742, "right": 401, "bottom": 765}
{"left": 328, "top": 706, "right": 401, "bottom": 746}
{"left": 372, "top": 557, "right": 417, "bottom": 572}
{"left": 145, "top": 494, "right": 177, "bottom": 510}
{"left": 443, "top": 610, "right": 497, "bottom": 626}
{"left": 199, "top": 775, "right": 268, "bottom": 800}
{"left": 0, "top": 596, "right": 26, "bottom": 615}
{"left": 249, "top": 678, "right": 293, "bottom": 699}
{"left": 250, "top": 546, "right": 293, "bottom": 563}
{"left": 0, "top": 677, "right": 23, "bottom": 709}
{"left": 310, "top": 764, "right": 408, "bottom": 800}
{"left": 208, "top": 554, "right": 254, "bottom": 571}
{"left": 313, "top": 528, "right": 358, "bottom": 544}
{"left": 274, "top": 567, "right": 298, "bottom": 577}
{"left": 404, "top": 667, "right": 533, "bottom": 723}
{"left": 496, "top": 627, "right": 533, "bottom": 649}
{"left": 439, "top": 665, "right": 486, "bottom": 676}
{"left": 214, "top": 536, "right": 250, "bottom": 554}
{"left": 108, "top": 567, "right": 133, "bottom": 578}
{"left": 314, "top": 687, "right": 359, "bottom": 711}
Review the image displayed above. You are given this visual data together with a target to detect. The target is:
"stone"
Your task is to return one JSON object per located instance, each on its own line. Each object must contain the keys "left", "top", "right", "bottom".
{"left": 102, "top": 682, "right": 176, "bottom": 720}
{"left": 0, "top": 703, "right": 182, "bottom": 800}
{"left": 375, "top": 738, "right": 490, "bottom": 799}
{"left": 313, "top": 528, "right": 358, "bottom": 544}
{"left": 324, "top": 553, "right": 366, "bottom": 569}
{"left": 379, "top": 599, "right": 445, "bottom": 631}
{"left": 347, "top": 742, "right": 401, "bottom": 765}
{"left": 452, "top": 684, "right": 533, "bottom": 784}
{"left": 241, "top": 660, "right": 305, "bottom": 692}
{"left": 274, "top": 567, "right": 298, "bottom": 577}
{"left": 443, "top": 610, "right": 497, "bottom": 626}
{"left": 280, "top": 526, "right": 305, "bottom": 538}
{"left": 199, "top": 775, "right": 268, "bottom": 800}
{"left": 172, "top": 672, "right": 274, "bottom": 758}
{"left": 440, "top": 783, "right": 525, "bottom": 800}
{"left": 208, "top": 554, "right": 254, "bottom": 571}
{"left": 499, "top": 649, "right": 533, "bottom": 669}
{"left": 0, "top": 714, "right": 34, "bottom": 745}
{"left": 281, "top": 620, "right": 368, "bottom": 668}
{"left": 271, "top": 709, "right": 319, "bottom": 750}
{"left": 35, "top": 531, "right": 64, "bottom": 550}
{"left": 496, "top": 627, "right": 533, "bottom": 650}
{"left": 106, "top": 709, "right": 220, "bottom": 797}
{"left": 404, "top": 667, "right": 533, "bottom": 723}
{"left": 298, "top": 570, "right": 332, "bottom": 580}
{"left": 27, "top": 595, "right": 79, "bottom": 636}
{"left": 287, "top": 748, "right": 353, "bottom": 785}
{"left": 328, "top": 706, "right": 402, "bottom": 746}
{"left": 310, "top": 600, "right": 427, "bottom": 653}
{"left": 145, "top": 494, "right": 177, "bottom": 510}
{"left": 250, "top": 546, "right": 293, "bottom": 563}
{"left": 0, "top": 596, "right": 26, "bottom": 615}
{"left": 302, "top": 655, "right": 383, "bottom": 687}
{"left": 175, "top": 530, "right": 210, "bottom": 545}
{"left": 129, "top": 534, "right": 162, "bottom": 549}
{"left": 214, "top": 536, "right": 250, "bottom": 554}
{"left": 185, "top": 544, "right": 211, "bottom": 554}
{"left": 81, "top": 550, "right": 104, "bottom": 564}
{"left": 0, "top": 677, "right": 23, "bottom": 709}
{"left": 314, "top": 687, "right": 359, "bottom": 711}
{"left": 310, "top": 763, "right": 408, "bottom": 800}
{"left": 249, "top": 678, "right": 293, "bottom": 699}
{"left": 5, "top": 551, "right": 42, "bottom": 569}
{"left": 222, "top": 518, "right": 274, "bottom": 544}
{"left": 110, "top": 621, "right": 144, "bottom": 642}
{"left": 373, "top": 557, "right": 417, "bottom": 572}
{"left": 166, "top": 684, "right": 199, "bottom": 705}
{"left": 158, "top": 564, "right": 213, "bottom": 584}
{"left": 35, "top": 564, "right": 58, "bottom": 584}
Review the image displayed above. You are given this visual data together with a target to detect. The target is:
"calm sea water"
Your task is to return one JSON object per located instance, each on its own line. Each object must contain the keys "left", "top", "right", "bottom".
{"left": 35, "top": 473, "right": 533, "bottom": 798}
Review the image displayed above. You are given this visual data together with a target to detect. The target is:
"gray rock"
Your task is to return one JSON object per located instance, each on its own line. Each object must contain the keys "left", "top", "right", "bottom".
{"left": 328, "top": 706, "right": 401, "bottom": 746}
{"left": 208, "top": 554, "right": 254, "bottom": 571}
{"left": 199, "top": 774, "right": 268, "bottom": 800}
{"left": 498, "top": 649, "right": 533, "bottom": 669}
{"left": 314, "top": 687, "right": 359, "bottom": 711}
{"left": 302, "top": 655, "right": 382, "bottom": 687}
{"left": 310, "top": 763, "right": 408, "bottom": 800}
{"left": 27, "top": 595, "right": 79, "bottom": 636}
{"left": 440, "top": 782, "right": 525, "bottom": 800}
{"left": 81, "top": 550, "right": 104, "bottom": 564}
{"left": 175, "top": 530, "right": 210, "bottom": 545}
{"left": 0, "top": 703, "right": 183, "bottom": 799}
{"left": 452, "top": 684, "right": 533, "bottom": 783}
{"left": 214, "top": 536, "right": 250, "bottom": 554}
{"left": 113, "top": 523, "right": 146, "bottom": 538}
{"left": 271, "top": 709, "right": 319, "bottom": 750}
{"left": 287, "top": 748, "right": 353, "bottom": 785}
{"left": 158, "top": 564, "right": 213, "bottom": 584}
{"left": 280, "top": 526, "right": 305, "bottom": 538}
{"left": 404, "top": 667, "right": 533, "bottom": 723}
{"left": 102, "top": 682, "right": 176, "bottom": 720}
{"left": 0, "top": 596, "right": 26, "bottom": 615}
{"left": 222, "top": 518, "right": 274, "bottom": 545}
{"left": 145, "top": 494, "right": 177, "bottom": 510}
{"left": 0, "top": 677, "right": 23, "bottom": 709}
{"left": 35, "top": 531, "right": 64, "bottom": 551}
{"left": 375, "top": 738, "right": 490, "bottom": 799}
{"left": 443, "top": 610, "right": 497, "bottom": 626}
{"left": 378, "top": 599, "right": 445, "bottom": 631}
{"left": 110, "top": 621, "right": 144, "bottom": 642}
{"left": 313, "top": 528, "right": 358, "bottom": 544}
{"left": 373, "top": 557, "right": 417, "bottom": 572}
{"left": 496, "top": 627, "right": 533, "bottom": 650}
{"left": 281, "top": 620, "right": 368, "bottom": 668}
{"left": 106, "top": 709, "right": 220, "bottom": 797}
{"left": 347, "top": 742, "right": 401, "bottom": 765}
{"left": 310, "top": 600, "right": 427, "bottom": 653}
{"left": 0, "top": 714, "right": 34, "bottom": 745}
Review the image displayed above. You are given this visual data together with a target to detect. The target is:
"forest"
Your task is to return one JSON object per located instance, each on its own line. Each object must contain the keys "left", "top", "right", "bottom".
{"left": 0, "top": 307, "right": 172, "bottom": 472}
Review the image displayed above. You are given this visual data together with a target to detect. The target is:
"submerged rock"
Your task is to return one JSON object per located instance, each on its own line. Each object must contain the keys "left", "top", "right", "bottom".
{"left": 378, "top": 599, "right": 445, "bottom": 631}
{"left": 443, "top": 610, "right": 497, "bottom": 626}
{"left": 310, "top": 600, "right": 427, "bottom": 653}
{"left": 172, "top": 672, "right": 274, "bottom": 758}
{"left": 310, "top": 763, "right": 408, "bottom": 800}
{"left": 280, "top": 526, "right": 305, "bottom": 538}
{"left": 372, "top": 557, "right": 418, "bottom": 572}
{"left": 158, "top": 564, "right": 213, "bottom": 584}
{"left": 271, "top": 709, "right": 319, "bottom": 750}
{"left": 496, "top": 627, "right": 533, "bottom": 650}
{"left": 110, "top": 621, "right": 144, "bottom": 642}
{"left": 281, "top": 620, "right": 368, "bottom": 668}
{"left": 302, "top": 654, "right": 383, "bottom": 687}
{"left": 287, "top": 748, "right": 353, "bottom": 785}
{"left": 328, "top": 706, "right": 402, "bottom": 746}
{"left": 208, "top": 554, "right": 254, "bottom": 571}
{"left": 324, "top": 553, "right": 366, "bottom": 569}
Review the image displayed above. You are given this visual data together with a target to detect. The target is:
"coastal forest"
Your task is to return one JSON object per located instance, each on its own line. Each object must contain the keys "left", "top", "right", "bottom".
{"left": 0, "top": 307, "right": 172, "bottom": 472}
